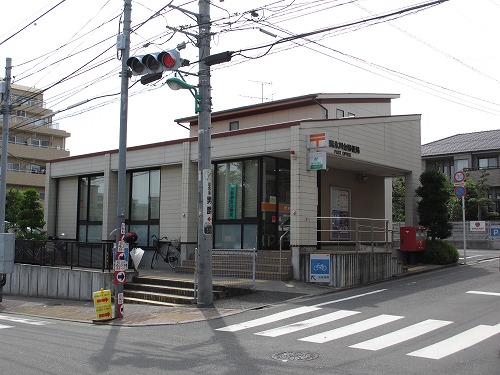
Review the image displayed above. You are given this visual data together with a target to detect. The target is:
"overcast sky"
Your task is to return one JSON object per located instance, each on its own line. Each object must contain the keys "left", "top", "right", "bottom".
{"left": 1, "top": 0, "right": 499, "bottom": 156}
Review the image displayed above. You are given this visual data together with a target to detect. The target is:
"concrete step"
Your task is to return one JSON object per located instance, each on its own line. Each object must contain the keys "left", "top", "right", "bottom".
{"left": 123, "top": 275, "right": 252, "bottom": 306}
{"left": 124, "top": 289, "right": 196, "bottom": 305}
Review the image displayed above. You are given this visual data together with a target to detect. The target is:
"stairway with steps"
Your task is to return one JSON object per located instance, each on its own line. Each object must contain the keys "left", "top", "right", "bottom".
{"left": 175, "top": 249, "right": 293, "bottom": 281}
{"left": 123, "top": 275, "right": 251, "bottom": 306}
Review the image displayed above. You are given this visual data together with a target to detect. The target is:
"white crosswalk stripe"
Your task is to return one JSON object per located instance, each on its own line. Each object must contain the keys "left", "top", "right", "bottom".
{"left": 407, "top": 323, "right": 500, "bottom": 359}
{"left": 350, "top": 319, "right": 453, "bottom": 351}
{"left": 215, "top": 306, "right": 322, "bottom": 332}
{"left": 216, "top": 287, "right": 500, "bottom": 360}
{"left": 255, "top": 310, "right": 360, "bottom": 337}
{"left": 299, "top": 314, "right": 404, "bottom": 343}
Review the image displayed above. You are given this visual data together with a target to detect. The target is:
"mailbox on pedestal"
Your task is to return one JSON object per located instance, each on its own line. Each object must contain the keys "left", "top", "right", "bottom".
{"left": 400, "top": 226, "right": 427, "bottom": 251}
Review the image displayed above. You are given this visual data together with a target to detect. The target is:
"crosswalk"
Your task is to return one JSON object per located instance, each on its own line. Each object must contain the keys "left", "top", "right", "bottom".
{"left": 215, "top": 291, "right": 500, "bottom": 360}
{"left": 0, "top": 314, "right": 52, "bottom": 330}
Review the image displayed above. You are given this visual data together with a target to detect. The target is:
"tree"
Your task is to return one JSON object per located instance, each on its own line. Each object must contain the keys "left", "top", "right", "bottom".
{"left": 392, "top": 177, "right": 405, "bottom": 222}
{"left": 5, "top": 189, "right": 22, "bottom": 228}
{"left": 416, "top": 169, "right": 452, "bottom": 240}
{"left": 448, "top": 170, "right": 494, "bottom": 221}
{"left": 468, "top": 169, "right": 491, "bottom": 220}
{"left": 5, "top": 188, "right": 46, "bottom": 239}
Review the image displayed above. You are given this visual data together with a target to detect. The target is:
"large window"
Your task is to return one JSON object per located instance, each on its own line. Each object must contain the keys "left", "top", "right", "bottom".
{"left": 478, "top": 157, "right": 498, "bottom": 169}
{"left": 127, "top": 169, "right": 160, "bottom": 247}
{"left": 214, "top": 159, "right": 258, "bottom": 249}
{"left": 78, "top": 175, "right": 105, "bottom": 242}
{"left": 455, "top": 159, "right": 469, "bottom": 171}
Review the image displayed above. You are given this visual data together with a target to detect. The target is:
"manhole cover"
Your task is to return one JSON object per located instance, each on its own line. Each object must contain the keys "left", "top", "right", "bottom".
{"left": 271, "top": 351, "right": 319, "bottom": 362}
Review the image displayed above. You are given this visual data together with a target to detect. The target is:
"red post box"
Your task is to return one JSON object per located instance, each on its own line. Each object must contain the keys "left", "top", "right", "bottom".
{"left": 400, "top": 226, "right": 427, "bottom": 252}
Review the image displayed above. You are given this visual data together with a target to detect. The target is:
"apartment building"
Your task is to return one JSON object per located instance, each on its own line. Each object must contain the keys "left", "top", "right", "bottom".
{"left": 421, "top": 129, "right": 500, "bottom": 213}
{"left": 0, "top": 82, "right": 70, "bottom": 200}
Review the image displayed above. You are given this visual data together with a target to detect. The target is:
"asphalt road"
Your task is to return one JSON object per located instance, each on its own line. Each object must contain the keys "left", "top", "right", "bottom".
{"left": 0, "top": 255, "right": 498, "bottom": 375}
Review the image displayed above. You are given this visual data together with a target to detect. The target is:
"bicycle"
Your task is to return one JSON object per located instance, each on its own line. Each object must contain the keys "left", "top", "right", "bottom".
{"left": 150, "top": 235, "right": 181, "bottom": 269}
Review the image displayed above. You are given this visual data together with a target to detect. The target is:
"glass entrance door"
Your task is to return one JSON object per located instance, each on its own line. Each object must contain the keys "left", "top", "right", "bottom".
{"left": 261, "top": 158, "right": 290, "bottom": 249}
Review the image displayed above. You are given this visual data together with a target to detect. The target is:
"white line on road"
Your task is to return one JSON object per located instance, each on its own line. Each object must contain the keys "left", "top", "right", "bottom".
{"left": 0, "top": 323, "right": 14, "bottom": 329}
{"left": 0, "top": 315, "right": 51, "bottom": 326}
{"left": 216, "top": 289, "right": 387, "bottom": 332}
{"left": 215, "top": 306, "right": 321, "bottom": 332}
{"left": 466, "top": 291, "right": 500, "bottom": 297}
{"left": 314, "top": 289, "right": 387, "bottom": 308}
{"left": 350, "top": 319, "right": 453, "bottom": 351}
{"left": 255, "top": 310, "right": 360, "bottom": 337}
{"left": 407, "top": 323, "right": 500, "bottom": 359}
{"left": 299, "top": 314, "right": 403, "bottom": 343}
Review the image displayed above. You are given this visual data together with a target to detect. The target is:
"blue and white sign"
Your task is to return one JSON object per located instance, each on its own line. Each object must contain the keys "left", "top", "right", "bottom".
{"left": 490, "top": 227, "right": 500, "bottom": 238}
{"left": 310, "top": 254, "right": 330, "bottom": 283}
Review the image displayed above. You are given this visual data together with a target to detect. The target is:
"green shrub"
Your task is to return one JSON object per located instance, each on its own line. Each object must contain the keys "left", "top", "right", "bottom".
{"left": 419, "top": 239, "right": 459, "bottom": 265}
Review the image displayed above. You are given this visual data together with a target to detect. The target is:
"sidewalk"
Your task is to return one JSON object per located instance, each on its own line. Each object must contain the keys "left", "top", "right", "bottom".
{"left": 0, "top": 264, "right": 448, "bottom": 326}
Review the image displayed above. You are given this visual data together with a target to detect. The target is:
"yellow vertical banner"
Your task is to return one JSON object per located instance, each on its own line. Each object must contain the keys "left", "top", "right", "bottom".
{"left": 93, "top": 288, "right": 112, "bottom": 321}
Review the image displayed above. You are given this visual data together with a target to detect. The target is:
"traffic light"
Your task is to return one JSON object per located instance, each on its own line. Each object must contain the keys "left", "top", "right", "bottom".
{"left": 127, "top": 49, "right": 182, "bottom": 76}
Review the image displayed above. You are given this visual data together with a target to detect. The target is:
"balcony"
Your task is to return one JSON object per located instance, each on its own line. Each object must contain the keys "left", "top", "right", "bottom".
{"left": 1, "top": 115, "right": 59, "bottom": 130}
{"left": 466, "top": 167, "right": 500, "bottom": 186}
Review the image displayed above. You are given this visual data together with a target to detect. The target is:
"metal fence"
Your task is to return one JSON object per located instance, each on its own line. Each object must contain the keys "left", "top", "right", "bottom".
{"left": 194, "top": 248, "right": 257, "bottom": 295}
{"left": 14, "top": 239, "right": 114, "bottom": 271}
{"left": 393, "top": 221, "right": 500, "bottom": 249}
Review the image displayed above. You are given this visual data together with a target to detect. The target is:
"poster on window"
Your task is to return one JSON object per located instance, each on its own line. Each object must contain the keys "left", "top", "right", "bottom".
{"left": 330, "top": 187, "right": 350, "bottom": 240}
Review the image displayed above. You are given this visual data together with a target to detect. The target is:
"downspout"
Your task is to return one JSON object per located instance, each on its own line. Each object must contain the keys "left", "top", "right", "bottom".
{"left": 313, "top": 98, "right": 329, "bottom": 119}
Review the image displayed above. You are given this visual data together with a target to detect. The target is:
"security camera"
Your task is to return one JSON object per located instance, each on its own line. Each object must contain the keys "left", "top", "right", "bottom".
{"left": 357, "top": 173, "right": 368, "bottom": 182}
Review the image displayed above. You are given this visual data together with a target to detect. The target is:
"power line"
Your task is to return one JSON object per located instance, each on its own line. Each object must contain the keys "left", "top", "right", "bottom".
{"left": 0, "top": 0, "right": 67, "bottom": 46}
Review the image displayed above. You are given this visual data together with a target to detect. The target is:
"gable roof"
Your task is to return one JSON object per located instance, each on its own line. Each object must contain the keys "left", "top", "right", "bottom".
{"left": 421, "top": 129, "right": 500, "bottom": 157}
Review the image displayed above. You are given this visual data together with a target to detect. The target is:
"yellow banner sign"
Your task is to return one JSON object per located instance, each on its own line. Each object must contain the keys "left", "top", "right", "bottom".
{"left": 93, "top": 288, "right": 112, "bottom": 321}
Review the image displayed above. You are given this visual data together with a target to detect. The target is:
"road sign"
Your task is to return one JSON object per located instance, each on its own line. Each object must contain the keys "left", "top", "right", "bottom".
{"left": 115, "top": 271, "right": 126, "bottom": 284}
{"left": 454, "top": 171, "right": 466, "bottom": 183}
{"left": 454, "top": 186, "right": 466, "bottom": 198}
{"left": 93, "top": 288, "right": 112, "bottom": 321}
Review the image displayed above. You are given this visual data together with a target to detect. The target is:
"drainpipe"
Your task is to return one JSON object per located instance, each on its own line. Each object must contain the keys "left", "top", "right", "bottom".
{"left": 313, "top": 98, "right": 329, "bottom": 119}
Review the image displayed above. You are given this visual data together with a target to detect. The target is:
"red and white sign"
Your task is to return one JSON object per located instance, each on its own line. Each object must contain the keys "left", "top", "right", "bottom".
{"left": 454, "top": 171, "right": 466, "bottom": 183}
{"left": 470, "top": 221, "right": 486, "bottom": 232}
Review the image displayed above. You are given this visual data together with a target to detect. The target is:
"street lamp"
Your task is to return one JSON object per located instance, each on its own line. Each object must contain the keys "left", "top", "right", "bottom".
{"left": 166, "top": 77, "right": 200, "bottom": 113}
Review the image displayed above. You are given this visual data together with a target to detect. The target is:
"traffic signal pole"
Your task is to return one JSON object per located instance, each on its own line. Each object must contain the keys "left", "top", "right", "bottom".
{"left": 196, "top": 0, "right": 213, "bottom": 307}
{"left": 114, "top": 0, "right": 132, "bottom": 318}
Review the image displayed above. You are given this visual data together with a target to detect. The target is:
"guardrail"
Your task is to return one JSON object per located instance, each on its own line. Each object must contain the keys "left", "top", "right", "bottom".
{"left": 14, "top": 240, "right": 114, "bottom": 272}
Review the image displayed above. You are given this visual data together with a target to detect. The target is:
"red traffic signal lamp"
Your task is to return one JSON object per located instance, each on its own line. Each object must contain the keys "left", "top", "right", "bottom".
{"left": 127, "top": 49, "right": 182, "bottom": 76}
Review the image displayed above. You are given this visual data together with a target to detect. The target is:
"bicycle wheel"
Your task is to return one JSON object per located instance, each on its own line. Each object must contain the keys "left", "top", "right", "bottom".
{"left": 167, "top": 248, "right": 180, "bottom": 269}
{"left": 151, "top": 251, "right": 159, "bottom": 269}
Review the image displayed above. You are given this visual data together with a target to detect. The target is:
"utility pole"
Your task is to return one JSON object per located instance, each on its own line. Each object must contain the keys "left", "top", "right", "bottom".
{"left": 196, "top": 0, "right": 213, "bottom": 306}
{"left": 0, "top": 58, "right": 12, "bottom": 301}
{"left": 114, "top": 0, "right": 132, "bottom": 318}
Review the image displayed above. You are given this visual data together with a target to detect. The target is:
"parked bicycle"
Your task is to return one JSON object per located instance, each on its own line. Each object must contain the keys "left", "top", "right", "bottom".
{"left": 150, "top": 235, "right": 181, "bottom": 269}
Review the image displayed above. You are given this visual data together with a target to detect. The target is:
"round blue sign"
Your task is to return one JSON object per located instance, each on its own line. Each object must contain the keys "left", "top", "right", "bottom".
{"left": 454, "top": 186, "right": 466, "bottom": 198}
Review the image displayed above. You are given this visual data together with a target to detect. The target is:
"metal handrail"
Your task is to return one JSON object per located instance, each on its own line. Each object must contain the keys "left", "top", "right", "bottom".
{"left": 279, "top": 217, "right": 291, "bottom": 277}
{"left": 316, "top": 216, "right": 391, "bottom": 252}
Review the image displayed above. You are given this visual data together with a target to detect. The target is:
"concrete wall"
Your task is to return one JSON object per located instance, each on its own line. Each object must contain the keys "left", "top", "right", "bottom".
{"left": 3, "top": 264, "right": 135, "bottom": 301}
